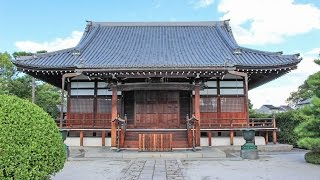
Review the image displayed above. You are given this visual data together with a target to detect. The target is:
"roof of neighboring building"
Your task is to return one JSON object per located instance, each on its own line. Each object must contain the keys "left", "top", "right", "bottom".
{"left": 13, "top": 20, "right": 300, "bottom": 70}
{"left": 297, "top": 98, "right": 312, "bottom": 105}
{"left": 262, "top": 105, "right": 279, "bottom": 109}
{"left": 279, "top": 105, "right": 293, "bottom": 111}
{"left": 260, "top": 104, "right": 293, "bottom": 111}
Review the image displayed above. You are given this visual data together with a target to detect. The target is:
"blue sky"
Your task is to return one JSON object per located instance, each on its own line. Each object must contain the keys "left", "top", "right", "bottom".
{"left": 1, "top": 0, "right": 320, "bottom": 108}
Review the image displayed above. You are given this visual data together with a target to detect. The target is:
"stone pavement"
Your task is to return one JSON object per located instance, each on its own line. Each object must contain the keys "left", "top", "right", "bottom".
{"left": 53, "top": 149, "right": 320, "bottom": 180}
{"left": 117, "top": 159, "right": 186, "bottom": 180}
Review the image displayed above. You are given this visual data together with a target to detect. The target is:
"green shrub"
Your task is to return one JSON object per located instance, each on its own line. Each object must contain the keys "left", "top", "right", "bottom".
{"left": 249, "top": 109, "right": 271, "bottom": 118}
{"left": 305, "top": 151, "right": 320, "bottom": 164}
{"left": 0, "top": 95, "right": 66, "bottom": 179}
{"left": 295, "top": 97, "right": 320, "bottom": 151}
{"left": 276, "top": 110, "right": 307, "bottom": 146}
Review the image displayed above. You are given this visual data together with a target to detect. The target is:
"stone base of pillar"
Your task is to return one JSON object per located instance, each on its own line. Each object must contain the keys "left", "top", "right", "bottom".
{"left": 240, "top": 150, "right": 259, "bottom": 159}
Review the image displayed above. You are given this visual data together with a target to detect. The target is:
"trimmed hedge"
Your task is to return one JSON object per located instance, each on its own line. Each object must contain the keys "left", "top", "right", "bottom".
{"left": 0, "top": 95, "right": 66, "bottom": 179}
{"left": 305, "top": 151, "right": 320, "bottom": 164}
{"left": 276, "top": 110, "right": 307, "bottom": 146}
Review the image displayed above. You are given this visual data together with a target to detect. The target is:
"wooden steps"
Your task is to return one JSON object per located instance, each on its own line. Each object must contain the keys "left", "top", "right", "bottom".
{"left": 124, "top": 131, "right": 188, "bottom": 149}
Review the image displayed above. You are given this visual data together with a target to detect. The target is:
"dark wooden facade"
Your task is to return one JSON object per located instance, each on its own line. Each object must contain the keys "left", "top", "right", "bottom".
{"left": 62, "top": 72, "right": 254, "bottom": 149}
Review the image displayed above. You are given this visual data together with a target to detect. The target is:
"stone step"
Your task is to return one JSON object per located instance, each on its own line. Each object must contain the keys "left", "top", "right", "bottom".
{"left": 68, "top": 146, "right": 227, "bottom": 159}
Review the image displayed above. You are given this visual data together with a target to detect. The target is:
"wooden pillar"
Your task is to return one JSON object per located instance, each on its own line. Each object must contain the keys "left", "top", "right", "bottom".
{"left": 265, "top": 131, "right": 269, "bottom": 145}
{"left": 230, "top": 130, "right": 234, "bottom": 145}
{"left": 243, "top": 76, "right": 249, "bottom": 127}
{"left": 194, "top": 84, "right": 201, "bottom": 146}
{"left": 111, "top": 86, "right": 118, "bottom": 147}
{"left": 186, "top": 114, "right": 193, "bottom": 148}
{"left": 272, "top": 114, "right": 277, "bottom": 144}
{"left": 273, "top": 130, "right": 277, "bottom": 144}
{"left": 188, "top": 128, "right": 193, "bottom": 147}
{"left": 93, "top": 81, "right": 98, "bottom": 127}
{"left": 120, "top": 127, "right": 125, "bottom": 148}
{"left": 101, "top": 131, "right": 106, "bottom": 146}
{"left": 217, "top": 78, "right": 221, "bottom": 121}
{"left": 208, "top": 131, "right": 212, "bottom": 146}
{"left": 80, "top": 131, "right": 84, "bottom": 146}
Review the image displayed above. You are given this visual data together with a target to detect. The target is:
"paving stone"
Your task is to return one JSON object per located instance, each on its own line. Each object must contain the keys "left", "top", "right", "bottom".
{"left": 118, "top": 159, "right": 186, "bottom": 180}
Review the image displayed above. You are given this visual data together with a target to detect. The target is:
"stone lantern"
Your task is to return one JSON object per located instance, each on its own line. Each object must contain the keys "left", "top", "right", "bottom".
{"left": 240, "top": 129, "right": 258, "bottom": 159}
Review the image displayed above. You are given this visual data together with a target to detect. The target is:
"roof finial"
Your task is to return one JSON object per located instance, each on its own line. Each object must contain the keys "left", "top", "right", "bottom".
{"left": 223, "top": 19, "right": 232, "bottom": 32}
{"left": 85, "top": 20, "right": 93, "bottom": 32}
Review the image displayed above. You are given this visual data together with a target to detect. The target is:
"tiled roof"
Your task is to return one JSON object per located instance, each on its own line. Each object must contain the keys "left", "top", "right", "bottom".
{"left": 297, "top": 98, "right": 312, "bottom": 105}
{"left": 263, "top": 105, "right": 279, "bottom": 109}
{"left": 13, "top": 20, "right": 301, "bottom": 70}
{"left": 279, "top": 105, "right": 293, "bottom": 111}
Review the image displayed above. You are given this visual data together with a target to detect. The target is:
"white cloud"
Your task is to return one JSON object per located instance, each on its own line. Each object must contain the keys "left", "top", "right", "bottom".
{"left": 191, "top": 0, "right": 214, "bottom": 9}
{"left": 218, "top": 0, "right": 320, "bottom": 45}
{"left": 15, "top": 31, "right": 83, "bottom": 53}
{"left": 306, "top": 47, "right": 320, "bottom": 55}
{"left": 250, "top": 54, "right": 320, "bottom": 109}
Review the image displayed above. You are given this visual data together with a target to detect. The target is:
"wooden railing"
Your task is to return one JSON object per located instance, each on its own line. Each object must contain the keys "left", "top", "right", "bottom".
{"left": 58, "top": 117, "right": 275, "bottom": 129}
{"left": 57, "top": 119, "right": 111, "bottom": 128}
{"left": 248, "top": 118, "right": 274, "bottom": 128}
{"left": 201, "top": 117, "right": 275, "bottom": 129}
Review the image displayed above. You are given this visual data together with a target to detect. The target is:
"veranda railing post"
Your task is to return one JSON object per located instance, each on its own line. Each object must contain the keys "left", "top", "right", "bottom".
{"left": 101, "top": 130, "right": 105, "bottom": 146}
{"left": 272, "top": 114, "right": 277, "bottom": 144}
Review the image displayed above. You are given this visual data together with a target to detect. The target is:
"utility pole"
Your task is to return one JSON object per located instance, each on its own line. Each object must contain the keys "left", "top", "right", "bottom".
{"left": 32, "top": 77, "right": 35, "bottom": 103}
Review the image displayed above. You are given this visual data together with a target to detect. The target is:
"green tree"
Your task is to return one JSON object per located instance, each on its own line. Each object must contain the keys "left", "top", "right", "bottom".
{"left": 12, "top": 51, "right": 33, "bottom": 58}
{"left": 0, "top": 52, "right": 15, "bottom": 94}
{"left": 294, "top": 53, "right": 320, "bottom": 164}
{"left": 287, "top": 53, "right": 320, "bottom": 106}
{"left": 36, "top": 50, "right": 47, "bottom": 54}
{"left": 276, "top": 110, "right": 307, "bottom": 146}
{"left": 6, "top": 75, "right": 32, "bottom": 100}
{"left": 295, "top": 97, "right": 320, "bottom": 164}
{"left": 36, "top": 83, "right": 61, "bottom": 119}
{"left": 286, "top": 81, "right": 314, "bottom": 106}
{"left": 0, "top": 95, "right": 66, "bottom": 179}
{"left": 10, "top": 51, "right": 61, "bottom": 118}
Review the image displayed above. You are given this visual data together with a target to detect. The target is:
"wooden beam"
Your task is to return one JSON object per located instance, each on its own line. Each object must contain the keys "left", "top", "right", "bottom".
{"left": 111, "top": 86, "right": 118, "bottom": 147}
{"left": 117, "top": 83, "right": 196, "bottom": 91}
{"left": 195, "top": 84, "right": 201, "bottom": 146}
